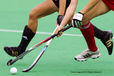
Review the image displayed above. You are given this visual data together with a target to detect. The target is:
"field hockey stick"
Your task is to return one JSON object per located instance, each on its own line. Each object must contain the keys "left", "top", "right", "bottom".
{"left": 22, "top": 26, "right": 58, "bottom": 72}
{"left": 7, "top": 25, "right": 72, "bottom": 66}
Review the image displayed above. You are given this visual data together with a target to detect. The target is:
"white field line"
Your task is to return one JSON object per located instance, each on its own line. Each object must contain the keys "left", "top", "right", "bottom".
{"left": 0, "top": 29, "right": 82, "bottom": 37}
{"left": 0, "top": 29, "right": 114, "bottom": 39}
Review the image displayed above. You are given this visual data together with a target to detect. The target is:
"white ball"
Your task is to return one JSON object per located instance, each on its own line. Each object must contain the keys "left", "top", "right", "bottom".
{"left": 10, "top": 67, "right": 17, "bottom": 74}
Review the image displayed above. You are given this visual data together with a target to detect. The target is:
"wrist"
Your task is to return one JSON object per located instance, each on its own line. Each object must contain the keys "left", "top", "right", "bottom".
{"left": 58, "top": 15, "right": 63, "bottom": 17}
{"left": 57, "top": 15, "right": 64, "bottom": 25}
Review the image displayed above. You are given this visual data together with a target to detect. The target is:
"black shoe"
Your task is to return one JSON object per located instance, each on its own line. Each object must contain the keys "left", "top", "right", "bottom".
{"left": 4, "top": 46, "right": 24, "bottom": 57}
{"left": 100, "top": 31, "right": 113, "bottom": 55}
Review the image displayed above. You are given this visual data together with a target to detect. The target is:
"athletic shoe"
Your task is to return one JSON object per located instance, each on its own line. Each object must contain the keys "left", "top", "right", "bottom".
{"left": 4, "top": 46, "right": 24, "bottom": 56}
{"left": 100, "top": 31, "right": 113, "bottom": 55}
{"left": 74, "top": 49, "right": 101, "bottom": 61}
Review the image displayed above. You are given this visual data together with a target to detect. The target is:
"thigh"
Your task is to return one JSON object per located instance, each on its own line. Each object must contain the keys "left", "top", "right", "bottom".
{"left": 30, "top": 0, "right": 58, "bottom": 18}
{"left": 82, "top": 0, "right": 111, "bottom": 24}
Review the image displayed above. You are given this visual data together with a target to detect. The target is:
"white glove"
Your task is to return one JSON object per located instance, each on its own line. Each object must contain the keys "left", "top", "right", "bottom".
{"left": 72, "top": 12, "right": 84, "bottom": 28}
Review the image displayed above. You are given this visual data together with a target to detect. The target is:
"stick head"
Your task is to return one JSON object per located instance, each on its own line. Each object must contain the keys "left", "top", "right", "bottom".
{"left": 22, "top": 69, "right": 28, "bottom": 72}
{"left": 7, "top": 59, "right": 13, "bottom": 66}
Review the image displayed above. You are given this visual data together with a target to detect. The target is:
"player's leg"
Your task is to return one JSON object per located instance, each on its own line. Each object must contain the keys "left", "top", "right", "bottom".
{"left": 75, "top": 0, "right": 112, "bottom": 61}
{"left": 28, "top": 0, "right": 58, "bottom": 33}
{"left": 75, "top": 22, "right": 101, "bottom": 61}
{"left": 82, "top": 1, "right": 110, "bottom": 24}
{"left": 4, "top": 0, "right": 58, "bottom": 56}
{"left": 82, "top": 0, "right": 113, "bottom": 55}
{"left": 93, "top": 25, "right": 113, "bottom": 55}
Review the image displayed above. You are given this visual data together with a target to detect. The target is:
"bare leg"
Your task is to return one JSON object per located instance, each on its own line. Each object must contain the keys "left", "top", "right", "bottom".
{"left": 28, "top": 0, "right": 58, "bottom": 33}
{"left": 82, "top": 0, "right": 110, "bottom": 25}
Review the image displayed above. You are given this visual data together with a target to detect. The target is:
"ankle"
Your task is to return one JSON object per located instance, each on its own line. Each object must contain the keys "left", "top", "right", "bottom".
{"left": 18, "top": 46, "right": 25, "bottom": 52}
{"left": 89, "top": 48, "right": 98, "bottom": 52}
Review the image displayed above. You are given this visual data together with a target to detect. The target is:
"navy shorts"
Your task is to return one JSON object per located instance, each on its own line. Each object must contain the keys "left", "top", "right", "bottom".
{"left": 52, "top": 0, "right": 71, "bottom": 8}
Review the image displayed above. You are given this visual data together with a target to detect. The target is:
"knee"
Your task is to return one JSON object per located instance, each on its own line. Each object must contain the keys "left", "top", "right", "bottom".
{"left": 29, "top": 9, "right": 39, "bottom": 20}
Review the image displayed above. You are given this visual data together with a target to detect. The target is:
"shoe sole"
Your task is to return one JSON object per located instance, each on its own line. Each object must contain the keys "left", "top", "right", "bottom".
{"left": 91, "top": 53, "right": 101, "bottom": 59}
{"left": 74, "top": 57, "right": 87, "bottom": 62}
